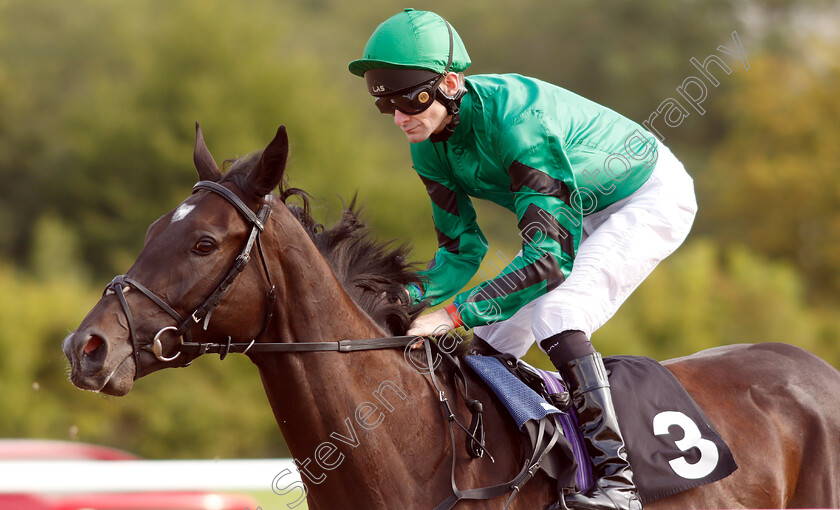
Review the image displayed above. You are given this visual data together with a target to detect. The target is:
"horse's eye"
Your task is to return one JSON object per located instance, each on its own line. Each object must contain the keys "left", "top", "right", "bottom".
{"left": 193, "top": 239, "right": 216, "bottom": 255}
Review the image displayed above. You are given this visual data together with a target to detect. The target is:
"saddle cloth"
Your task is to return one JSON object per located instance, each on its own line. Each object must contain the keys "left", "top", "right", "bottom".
{"left": 464, "top": 354, "right": 738, "bottom": 504}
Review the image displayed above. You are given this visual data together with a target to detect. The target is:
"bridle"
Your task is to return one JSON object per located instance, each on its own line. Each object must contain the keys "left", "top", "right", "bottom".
{"left": 106, "top": 180, "right": 276, "bottom": 374}
{"left": 105, "top": 180, "right": 422, "bottom": 371}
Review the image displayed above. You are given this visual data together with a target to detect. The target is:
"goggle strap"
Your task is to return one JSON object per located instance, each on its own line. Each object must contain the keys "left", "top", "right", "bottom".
{"left": 443, "top": 18, "right": 453, "bottom": 74}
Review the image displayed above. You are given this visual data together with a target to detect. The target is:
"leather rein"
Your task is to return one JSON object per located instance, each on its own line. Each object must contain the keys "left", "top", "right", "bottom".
{"left": 105, "top": 179, "right": 546, "bottom": 509}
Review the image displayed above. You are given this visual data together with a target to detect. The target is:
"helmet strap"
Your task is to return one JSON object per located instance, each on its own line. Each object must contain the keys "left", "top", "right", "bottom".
{"left": 430, "top": 18, "right": 464, "bottom": 143}
{"left": 430, "top": 89, "right": 464, "bottom": 143}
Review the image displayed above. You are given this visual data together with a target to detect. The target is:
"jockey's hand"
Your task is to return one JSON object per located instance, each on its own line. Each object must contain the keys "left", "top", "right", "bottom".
{"left": 407, "top": 309, "right": 454, "bottom": 348}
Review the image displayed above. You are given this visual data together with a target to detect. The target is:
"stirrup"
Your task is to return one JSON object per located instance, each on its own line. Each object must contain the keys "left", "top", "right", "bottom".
{"left": 544, "top": 488, "right": 573, "bottom": 510}
{"left": 564, "top": 483, "right": 643, "bottom": 510}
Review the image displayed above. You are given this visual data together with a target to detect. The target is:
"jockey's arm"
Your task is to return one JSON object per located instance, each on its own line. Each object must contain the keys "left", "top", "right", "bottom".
{"left": 446, "top": 113, "right": 583, "bottom": 329}
{"left": 407, "top": 172, "right": 488, "bottom": 306}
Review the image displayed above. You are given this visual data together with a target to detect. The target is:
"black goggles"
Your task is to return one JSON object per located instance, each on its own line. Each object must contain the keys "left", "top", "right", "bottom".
{"left": 373, "top": 74, "right": 446, "bottom": 115}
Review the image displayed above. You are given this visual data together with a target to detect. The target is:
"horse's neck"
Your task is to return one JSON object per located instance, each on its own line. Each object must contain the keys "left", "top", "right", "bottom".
{"left": 255, "top": 212, "right": 433, "bottom": 499}
{"left": 271, "top": 209, "right": 384, "bottom": 341}
{"left": 245, "top": 209, "right": 547, "bottom": 508}
{"left": 253, "top": 212, "right": 456, "bottom": 508}
{"left": 260, "top": 349, "right": 444, "bottom": 507}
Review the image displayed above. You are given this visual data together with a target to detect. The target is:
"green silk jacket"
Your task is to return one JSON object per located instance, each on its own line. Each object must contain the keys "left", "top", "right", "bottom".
{"left": 408, "top": 74, "right": 658, "bottom": 328}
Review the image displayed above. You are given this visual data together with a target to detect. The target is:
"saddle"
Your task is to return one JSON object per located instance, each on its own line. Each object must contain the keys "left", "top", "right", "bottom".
{"left": 464, "top": 338, "right": 590, "bottom": 494}
{"left": 458, "top": 336, "right": 739, "bottom": 506}
{"left": 419, "top": 337, "right": 575, "bottom": 510}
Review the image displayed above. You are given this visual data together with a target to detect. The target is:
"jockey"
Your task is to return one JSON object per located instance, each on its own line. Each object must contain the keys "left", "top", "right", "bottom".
{"left": 349, "top": 9, "right": 696, "bottom": 510}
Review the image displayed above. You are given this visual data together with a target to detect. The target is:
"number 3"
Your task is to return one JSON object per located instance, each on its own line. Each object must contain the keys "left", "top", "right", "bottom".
{"left": 653, "top": 411, "right": 719, "bottom": 479}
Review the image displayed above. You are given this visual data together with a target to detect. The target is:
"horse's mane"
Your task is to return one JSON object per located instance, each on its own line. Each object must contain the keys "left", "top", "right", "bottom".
{"left": 225, "top": 153, "right": 429, "bottom": 336}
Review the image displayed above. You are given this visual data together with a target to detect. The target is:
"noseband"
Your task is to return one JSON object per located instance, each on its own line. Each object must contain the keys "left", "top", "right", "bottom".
{"left": 106, "top": 180, "right": 276, "bottom": 376}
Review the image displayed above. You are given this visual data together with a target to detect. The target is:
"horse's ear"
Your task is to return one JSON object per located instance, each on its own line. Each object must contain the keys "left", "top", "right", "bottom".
{"left": 194, "top": 121, "right": 222, "bottom": 181}
{"left": 249, "top": 125, "right": 289, "bottom": 197}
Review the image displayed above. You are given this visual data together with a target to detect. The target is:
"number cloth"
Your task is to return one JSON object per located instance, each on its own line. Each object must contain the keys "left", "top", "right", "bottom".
{"left": 603, "top": 355, "right": 737, "bottom": 503}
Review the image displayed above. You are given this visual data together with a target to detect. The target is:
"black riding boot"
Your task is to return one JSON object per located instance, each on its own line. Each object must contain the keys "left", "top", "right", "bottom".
{"left": 560, "top": 352, "right": 642, "bottom": 510}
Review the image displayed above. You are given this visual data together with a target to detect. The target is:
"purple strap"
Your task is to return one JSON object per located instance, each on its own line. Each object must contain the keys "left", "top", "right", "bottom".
{"left": 536, "top": 368, "right": 594, "bottom": 492}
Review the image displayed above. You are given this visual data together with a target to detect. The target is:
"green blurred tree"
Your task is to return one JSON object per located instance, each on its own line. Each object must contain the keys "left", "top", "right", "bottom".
{"left": 695, "top": 51, "right": 840, "bottom": 300}
{"left": 0, "top": 0, "right": 428, "bottom": 279}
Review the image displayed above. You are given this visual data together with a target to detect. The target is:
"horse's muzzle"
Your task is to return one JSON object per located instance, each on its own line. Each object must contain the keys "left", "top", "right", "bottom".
{"left": 63, "top": 327, "right": 136, "bottom": 395}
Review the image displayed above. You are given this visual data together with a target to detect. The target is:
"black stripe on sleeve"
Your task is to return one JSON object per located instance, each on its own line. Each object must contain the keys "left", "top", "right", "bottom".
{"left": 518, "top": 204, "right": 575, "bottom": 259}
{"left": 464, "top": 203, "right": 574, "bottom": 303}
{"left": 509, "top": 160, "right": 572, "bottom": 206}
{"left": 466, "top": 253, "right": 565, "bottom": 302}
{"left": 418, "top": 174, "right": 459, "bottom": 216}
{"left": 435, "top": 227, "right": 460, "bottom": 255}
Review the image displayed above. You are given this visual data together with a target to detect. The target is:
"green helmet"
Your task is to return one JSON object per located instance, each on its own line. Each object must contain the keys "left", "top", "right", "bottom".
{"left": 348, "top": 9, "right": 471, "bottom": 77}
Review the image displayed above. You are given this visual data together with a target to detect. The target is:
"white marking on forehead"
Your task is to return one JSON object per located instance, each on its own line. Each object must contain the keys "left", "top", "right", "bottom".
{"left": 171, "top": 203, "right": 196, "bottom": 224}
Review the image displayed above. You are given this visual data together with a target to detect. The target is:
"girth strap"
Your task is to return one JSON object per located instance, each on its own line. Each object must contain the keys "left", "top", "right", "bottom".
{"left": 432, "top": 345, "right": 487, "bottom": 460}
{"left": 422, "top": 339, "right": 563, "bottom": 510}
{"left": 433, "top": 413, "right": 564, "bottom": 510}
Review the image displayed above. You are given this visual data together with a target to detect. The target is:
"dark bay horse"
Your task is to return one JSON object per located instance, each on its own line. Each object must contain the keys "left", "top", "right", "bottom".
{"left": 63, "top": 125, "right": 840, "bottom": 509}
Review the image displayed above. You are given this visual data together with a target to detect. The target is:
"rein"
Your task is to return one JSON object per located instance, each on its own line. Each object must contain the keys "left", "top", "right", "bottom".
{"left": 105, "top": 179, "right": 543, "bottom": 508}
{"left": 180, "top": 334, "right": 422, "bottom": 359}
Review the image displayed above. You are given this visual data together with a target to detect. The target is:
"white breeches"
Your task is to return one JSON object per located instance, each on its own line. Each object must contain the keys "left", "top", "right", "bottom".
{"left": 473, "top": 140, "right": 697, "bottom": 358}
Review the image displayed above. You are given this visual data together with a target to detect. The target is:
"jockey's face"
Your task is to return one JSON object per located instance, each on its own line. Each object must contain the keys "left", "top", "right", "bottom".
{"left": 393, "top": 101, "right": 450, "bottom": 144}
{"left": 390, "top": 72, "right": 460, "bottom": 144}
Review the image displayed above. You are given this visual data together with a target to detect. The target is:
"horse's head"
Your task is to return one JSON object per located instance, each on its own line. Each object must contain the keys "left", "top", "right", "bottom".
{"left": 63, "top": 123, "right": 289, "bottom": 395}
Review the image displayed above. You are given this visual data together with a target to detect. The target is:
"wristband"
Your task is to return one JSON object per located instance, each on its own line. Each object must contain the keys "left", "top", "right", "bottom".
{"left": 444, "top": 303, "right": 464, "bottom": 328}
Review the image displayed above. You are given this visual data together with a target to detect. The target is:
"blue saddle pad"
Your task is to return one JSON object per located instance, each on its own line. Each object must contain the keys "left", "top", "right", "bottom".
{"left": 464, "top": 355, "right": 594, "bottom": 492}
{"left": 463, "top": 355, "right": 561, "bottom": 429}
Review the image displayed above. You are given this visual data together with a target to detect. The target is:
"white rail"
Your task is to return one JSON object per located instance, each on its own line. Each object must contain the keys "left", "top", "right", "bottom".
{"left": 0, "top": 459, "right": 300, "bottom": 493}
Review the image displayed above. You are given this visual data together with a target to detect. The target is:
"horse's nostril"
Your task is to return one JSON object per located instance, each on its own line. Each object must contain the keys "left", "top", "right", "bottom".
{"left": 84, "top": 335, "right": 104, "bottom": 355}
